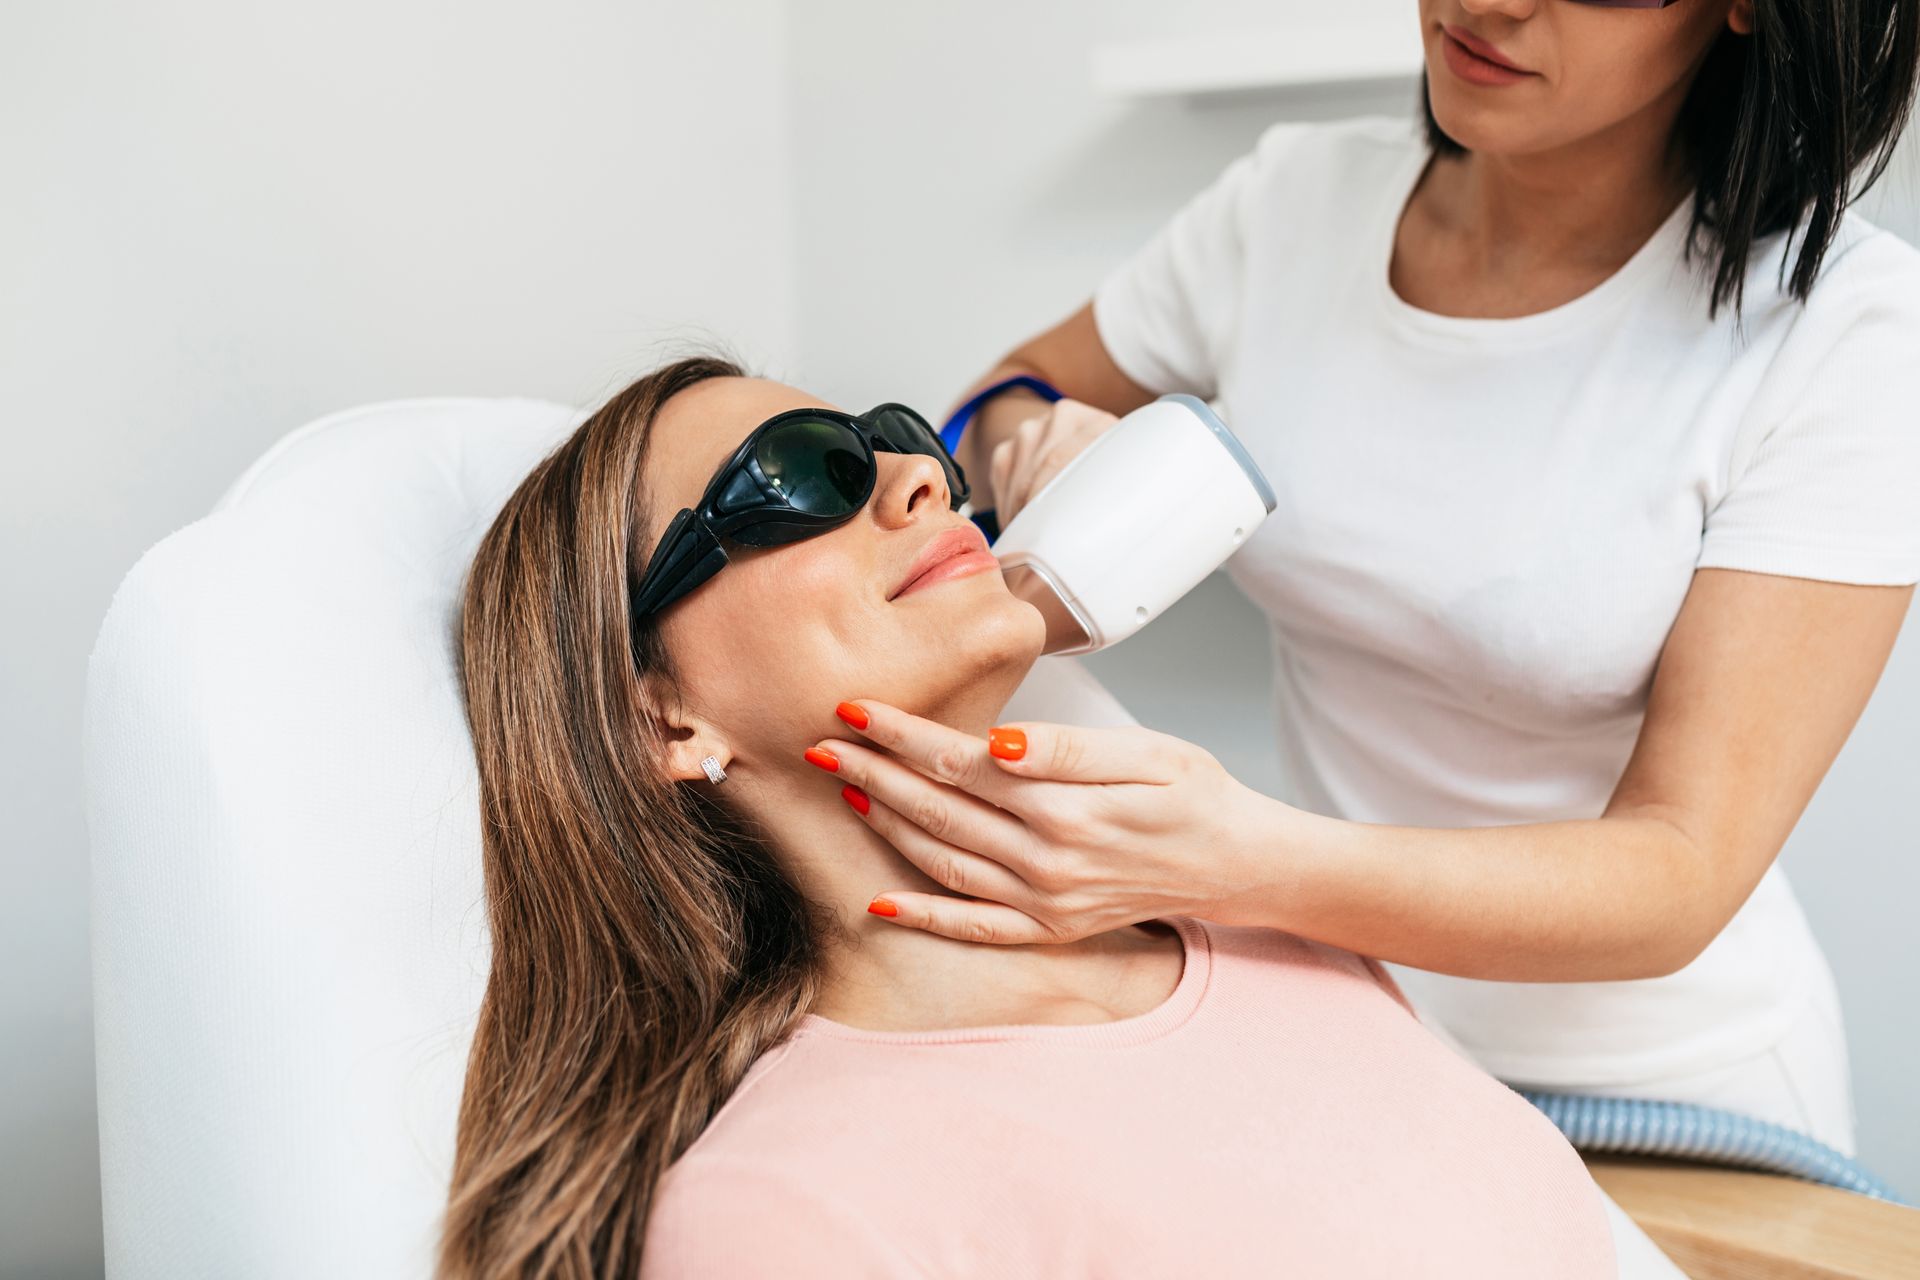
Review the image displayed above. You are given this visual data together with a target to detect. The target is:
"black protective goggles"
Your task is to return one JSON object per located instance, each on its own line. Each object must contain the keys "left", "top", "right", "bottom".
{"left": 629, "top": 403, "right": 969, "bottom": 622}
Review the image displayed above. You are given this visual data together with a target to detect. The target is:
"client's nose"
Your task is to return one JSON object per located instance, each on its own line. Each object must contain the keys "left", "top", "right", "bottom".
{"left": 870, "top": 451, "right": 951, "bottom": 527}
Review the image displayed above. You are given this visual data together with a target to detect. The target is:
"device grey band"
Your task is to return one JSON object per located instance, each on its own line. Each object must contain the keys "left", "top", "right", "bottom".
{"left": 1160, "top": 393, "right": 1278, "bottom": 514}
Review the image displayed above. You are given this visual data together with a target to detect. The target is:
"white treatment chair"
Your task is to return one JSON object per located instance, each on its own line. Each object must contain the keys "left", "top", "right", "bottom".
{"left": 80, "top": 396, "right": 1146, "bottom": 1277}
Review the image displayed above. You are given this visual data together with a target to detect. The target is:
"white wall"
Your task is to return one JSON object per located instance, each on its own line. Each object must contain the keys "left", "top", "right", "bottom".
{"left": 0, "top": 3, "right": 793, "bottom": 1274}
{"left": 7, "top": 2, "right": 1918, "bottom": 1273}
{"left": 788, "top": 0, "right": 1920, "bottom": 1195}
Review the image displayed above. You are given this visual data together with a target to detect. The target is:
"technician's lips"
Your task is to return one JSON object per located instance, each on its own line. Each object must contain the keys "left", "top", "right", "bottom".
{"left": 889, "top": 524, "right": 999, "bottom": 600}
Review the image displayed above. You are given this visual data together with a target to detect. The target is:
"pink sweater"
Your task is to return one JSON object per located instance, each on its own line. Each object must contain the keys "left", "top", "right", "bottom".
{"left": 640, "top": 915, "right": 1616, "bottom": 1278}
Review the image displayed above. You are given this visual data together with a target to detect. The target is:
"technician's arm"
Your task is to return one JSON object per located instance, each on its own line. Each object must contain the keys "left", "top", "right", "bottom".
{"left": 1233, "top": 570, "right": 1915, "bottom": 982}
{"left": 947, "top": 301, "right": 1158, "bottom": 492}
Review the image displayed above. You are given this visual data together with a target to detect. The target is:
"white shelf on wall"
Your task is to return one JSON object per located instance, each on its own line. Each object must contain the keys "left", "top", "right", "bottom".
{"left": 1091, "top": 25, "right": 1423, "bottom": 99}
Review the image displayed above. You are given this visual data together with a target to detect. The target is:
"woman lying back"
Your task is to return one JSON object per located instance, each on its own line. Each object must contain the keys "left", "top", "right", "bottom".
{"left": 439, "top": 355, "right": 1617, "bottom": 1278}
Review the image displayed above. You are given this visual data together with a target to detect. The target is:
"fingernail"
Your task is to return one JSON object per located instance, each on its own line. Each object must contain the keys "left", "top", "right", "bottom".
{"left": 803, "top": 746, "right": 839, "bottom": 773}
{"left": 868, "top": 896, "right": 898, "bottom": 917}
{"left": 988, "top": 727, "right": 1026, "bottom": 761}
{"left": 835, "top": 701, "right": 870, "bottom": 730}
{"left": 841, "top": 783, "right": 870, "bottom": 815}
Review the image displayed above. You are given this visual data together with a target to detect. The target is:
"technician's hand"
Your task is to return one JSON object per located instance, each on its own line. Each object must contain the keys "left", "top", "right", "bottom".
{"left": 989, "top": 398, "right": 1119, "bottom": 526}
{"left": 805, "top": 698, "right": 1274, "bottom": 944}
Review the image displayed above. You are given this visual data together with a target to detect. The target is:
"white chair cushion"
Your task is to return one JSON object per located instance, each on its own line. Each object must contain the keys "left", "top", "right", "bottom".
{"left": 85, "top": 398, "right": 582, "bottom": 1277}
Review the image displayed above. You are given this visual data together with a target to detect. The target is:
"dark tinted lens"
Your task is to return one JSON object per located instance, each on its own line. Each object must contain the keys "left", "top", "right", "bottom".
{"left": 754, "top": 415, "right": 872, "bottom": 517}
{"left": 866, "top": 404, "right": 939, "bottom": 452}
{"left": 864, "top": 404, "right": 969, "bottom": 504}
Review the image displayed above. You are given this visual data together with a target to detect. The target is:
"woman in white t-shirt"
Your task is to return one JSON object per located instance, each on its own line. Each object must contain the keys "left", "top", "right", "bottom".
{"left": 805, "top": 0, "right": 1920, "bottom": 1155}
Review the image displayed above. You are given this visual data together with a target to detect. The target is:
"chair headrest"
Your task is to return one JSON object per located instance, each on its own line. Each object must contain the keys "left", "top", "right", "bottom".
{"left": 85, "top": 397, "right": 582, "bottom": 1277}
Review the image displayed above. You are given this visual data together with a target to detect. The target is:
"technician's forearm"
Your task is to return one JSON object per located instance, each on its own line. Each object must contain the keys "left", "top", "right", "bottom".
{"left": 1223, "top": 788, "right": 1717, "bottom": 983}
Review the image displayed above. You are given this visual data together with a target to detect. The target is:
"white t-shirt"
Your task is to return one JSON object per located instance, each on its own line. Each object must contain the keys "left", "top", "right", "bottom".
{"left": 1092, "top": 113, "right": 1920, "bottom": 1086}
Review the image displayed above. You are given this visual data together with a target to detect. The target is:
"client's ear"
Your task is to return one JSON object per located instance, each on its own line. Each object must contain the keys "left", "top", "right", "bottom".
{"left": 661, "top": 728, "right": 732, "bottom": 784}
{"left": 636, "top": 674, "right": 733, "bottom": 783}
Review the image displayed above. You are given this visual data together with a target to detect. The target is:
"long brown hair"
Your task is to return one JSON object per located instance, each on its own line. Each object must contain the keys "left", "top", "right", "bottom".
{"left": 439, "top": 355, "right": 830, "bottom": 1276}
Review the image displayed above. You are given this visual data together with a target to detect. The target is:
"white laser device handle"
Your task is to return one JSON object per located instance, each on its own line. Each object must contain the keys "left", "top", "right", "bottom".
{"left": 989, "top": 394, "right": 1276, "bottom": 656}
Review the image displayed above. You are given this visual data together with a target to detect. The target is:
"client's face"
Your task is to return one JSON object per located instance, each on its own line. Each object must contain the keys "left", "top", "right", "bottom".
{"left": 639, "top": 376, "right": 1046, "bottom": 789}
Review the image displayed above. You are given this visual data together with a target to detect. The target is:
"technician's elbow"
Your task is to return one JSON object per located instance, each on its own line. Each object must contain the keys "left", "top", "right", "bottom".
{"left": 1636, "top": 822, "right": 1730, "bottom": 980}
{"left": 1639, "top": 894, "right": 1731, "bottom": 980}
{"left": 1640, "top": 935, "right": 1707, "bottom": 980}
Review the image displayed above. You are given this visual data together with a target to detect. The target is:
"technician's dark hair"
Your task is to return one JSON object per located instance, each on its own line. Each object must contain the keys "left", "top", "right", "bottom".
{"left": 1421, "top": 0, "right": 1919, "bottom": 322}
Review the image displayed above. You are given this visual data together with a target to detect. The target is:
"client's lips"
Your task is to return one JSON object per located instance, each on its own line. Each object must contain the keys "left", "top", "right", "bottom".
{"left": 889, "top": 524, "right": 999, "bottom": 601}
{"left": 1440, "top": 23, "right": 1534, "bottom": 76}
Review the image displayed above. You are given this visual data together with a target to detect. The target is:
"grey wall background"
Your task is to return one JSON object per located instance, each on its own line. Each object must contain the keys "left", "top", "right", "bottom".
{"left": 5, "top": 0, "right": 1916, "bottom": 1273}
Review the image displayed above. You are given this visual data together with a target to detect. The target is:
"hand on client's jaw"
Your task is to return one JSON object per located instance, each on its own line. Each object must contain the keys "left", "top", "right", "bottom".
{"left": 712, "top": 697, "right": 1177, "bottom": 1036}
{"left": 739, "top": 724, "right": 960, "bottom": 926}
{"left": 790, "top": 688, "right": 1278, "bottom": 960}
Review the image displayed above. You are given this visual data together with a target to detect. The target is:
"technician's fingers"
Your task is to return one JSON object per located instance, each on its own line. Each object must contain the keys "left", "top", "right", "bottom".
{"left": 1003, "top": 400, "right": 1119, "bottom": 523}
{"left": 864, "top": 886, "right": 1064, "bottom": 946}
{"left": 852, "top": 789, "right": 1037, "bottom": 909}
{"left": 988, "top": 413, "right": 1034, "bottom": 517}
{"left": 996, "top": 411, "right": 1049, "bottom": 523}
{"left": 1031, "top": 402, "right": 1118, "bottom": 491}
{"left": 809, "top": 727, "right": 1061, "bottom": 885}
{"left": 819, "top": 701, "right": 1025, "bottom": 810}
{"left": 983, "top": 719, "right": 1198, "bottom": 786}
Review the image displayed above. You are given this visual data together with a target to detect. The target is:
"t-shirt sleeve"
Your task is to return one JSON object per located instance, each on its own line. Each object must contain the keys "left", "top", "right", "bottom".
{"left": 640, "top": 1157, "right": 897, "bottom": 1278}
{"left": 1091, "top": 122, "right": 1305, "bottom": 401}
{"left": 1695, "top": 268, "right": 1920, "bottom": 586}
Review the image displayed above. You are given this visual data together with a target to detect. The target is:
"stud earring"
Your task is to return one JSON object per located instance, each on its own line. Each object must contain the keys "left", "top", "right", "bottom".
{"left": 700, "top": 755, "right": 728, "bottom": 784}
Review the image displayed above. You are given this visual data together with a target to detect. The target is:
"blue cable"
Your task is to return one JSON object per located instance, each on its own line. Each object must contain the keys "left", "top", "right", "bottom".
{"left": 1517, "top": 1089, "right": 1909, "bottom": 1205}
{"left": 938, "top": 374, "right": 1062, "bottom": 456}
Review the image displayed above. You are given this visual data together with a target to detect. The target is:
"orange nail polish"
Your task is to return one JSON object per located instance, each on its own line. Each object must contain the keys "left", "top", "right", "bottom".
{"left": 868, "top": 896, "right": 898, "bottom": 917}
{"left": 988, "top": 727, "right": 1027, "bottom": 761}
{"left": 803, "top": 746, "right": 839, "bottom": 773}
{"left": 841, "top": 783, "right": 870, "bottom": 815}
{"left": 835, "top": 701, "right": 870, "bottom": 730}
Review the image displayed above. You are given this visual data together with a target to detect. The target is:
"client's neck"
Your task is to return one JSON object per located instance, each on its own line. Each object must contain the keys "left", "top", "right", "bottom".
{"left": 736, "top": 700, "right": 1170, "bottom": 1033}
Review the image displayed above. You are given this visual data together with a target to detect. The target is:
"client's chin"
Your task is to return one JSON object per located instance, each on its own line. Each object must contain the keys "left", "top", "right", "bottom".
{"left": 902, "top": 566, "right": 1048, "bottom": 732}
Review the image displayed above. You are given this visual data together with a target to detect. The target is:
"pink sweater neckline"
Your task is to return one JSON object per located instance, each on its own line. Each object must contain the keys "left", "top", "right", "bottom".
{"left": 790, "top": 915, "right": 1212, "bottom": 1048}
